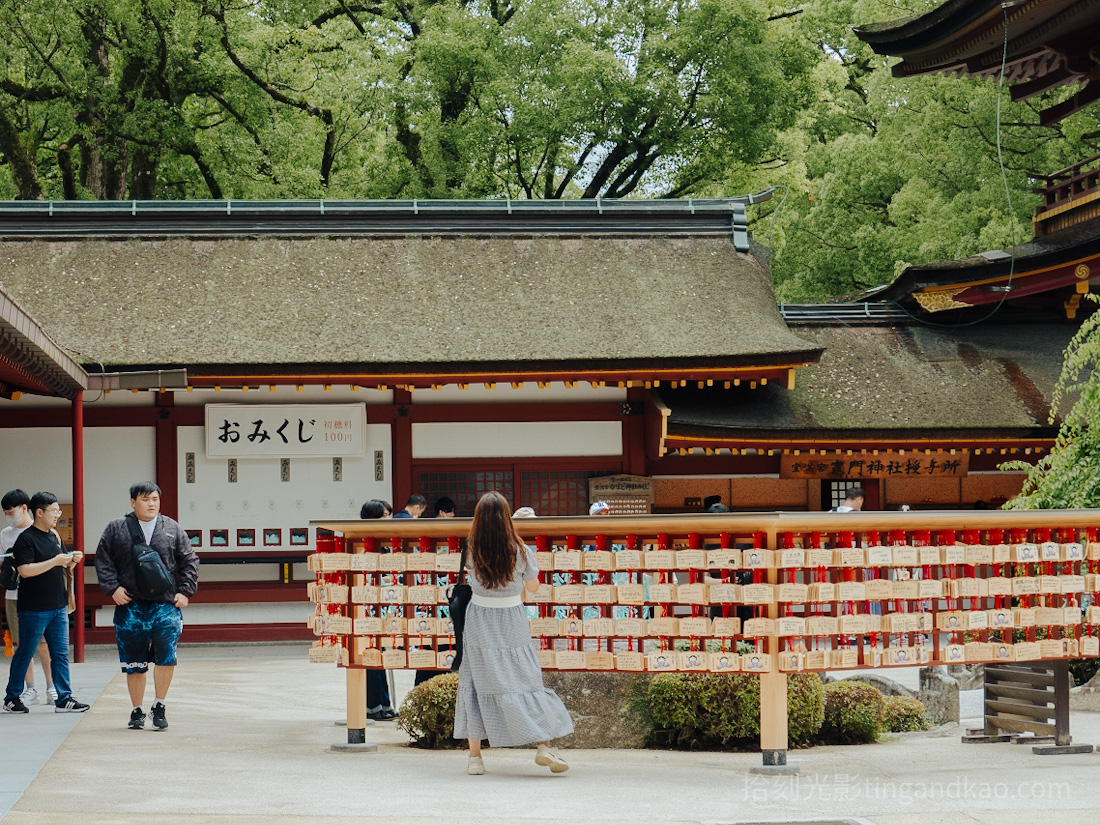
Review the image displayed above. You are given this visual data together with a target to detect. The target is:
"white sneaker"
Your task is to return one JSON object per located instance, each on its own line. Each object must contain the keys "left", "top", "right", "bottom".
{"left": 535, "top": 743, "right": 568, "bottom": 773}
{"left": 47, "top": 686, "right": 58, "bottom": 703}
{"left": 21, "top": 686, "right": 39, "bottom": 705}
{"left": 467, "top": 756, "right": 485, "bottom": 775}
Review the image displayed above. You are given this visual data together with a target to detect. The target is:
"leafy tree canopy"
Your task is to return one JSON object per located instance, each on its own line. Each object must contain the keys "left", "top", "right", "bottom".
{"left": 1003, "top": 297, "right": 1100, "bottom": 509}
{"left": 0, "top": 0, "right": 818, "bottom": 201}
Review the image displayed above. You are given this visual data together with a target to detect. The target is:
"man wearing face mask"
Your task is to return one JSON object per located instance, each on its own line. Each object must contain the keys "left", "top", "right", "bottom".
{"left": 3, "top": 492, "right": 87, "bottom": 713}
{"left": 2, "top": 489, "right": 59, "bottom": 707}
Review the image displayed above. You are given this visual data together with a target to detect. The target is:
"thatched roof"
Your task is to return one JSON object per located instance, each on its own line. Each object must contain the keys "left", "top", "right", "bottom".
{"left": 0, "top": 235, "right": 819, "bottom": 376}
{"left": 662, "top": 321, "right": 1072, "bottom": 444}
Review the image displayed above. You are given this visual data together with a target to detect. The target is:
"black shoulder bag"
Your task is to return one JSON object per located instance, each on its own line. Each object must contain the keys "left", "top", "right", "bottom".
{"left": 0, "top": 552, "right": 18, "bottom": 591}
{"left": 445, "top": 543, "right": 472, "bottom": 672}
{"left": 125, "top": 514, "right": 176, "bottom": 600}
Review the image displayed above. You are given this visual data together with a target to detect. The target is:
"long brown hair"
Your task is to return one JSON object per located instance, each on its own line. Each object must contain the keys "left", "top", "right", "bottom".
{"left": 467, "top": 491, "right": 524, "bottom": 590}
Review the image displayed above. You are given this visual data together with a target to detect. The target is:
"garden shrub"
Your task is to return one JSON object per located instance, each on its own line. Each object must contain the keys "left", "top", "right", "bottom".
{"left": 786, "top": 672, "right": 826, "bottom": 746}
{"left": 1069, "top": 657, "right": 1100, "bottom": 687}
{"left": 820, "top": 680, "right": 885, "bottom": 744}
{"left": 882, "top": 695, "right": 930, "bottom": 733}
{"left": 635, "top": 672, "right": 824, "bottom": 749}
{"left": 397, "top": 672, "right": 464, "bottom": 749}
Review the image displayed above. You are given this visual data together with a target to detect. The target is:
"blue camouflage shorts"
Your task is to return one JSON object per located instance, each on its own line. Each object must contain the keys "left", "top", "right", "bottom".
{"left": 114, "top": 601, "right": 183, "bottom": 674}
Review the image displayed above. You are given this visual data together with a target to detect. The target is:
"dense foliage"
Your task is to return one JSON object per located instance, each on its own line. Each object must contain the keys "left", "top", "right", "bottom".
{"left": 0, "top": 0, "right": 815, "bottom": 202}
{"left": 397, "top": 671, "right": 465, "bottom": 748}
{"left": 820, "top": 680, "right": 884, "bottom": 744}
{"left": 636, "top": 671, "right": 825, "bottom": 749}
{"left": 881, "top": 695, "right": 930, "bottom": 733}
{"left": 1003, "top": 297, "right": 1100, "bottom": 509}
{"left": 0, "top": 0, "right": 1097, "bottom": 300}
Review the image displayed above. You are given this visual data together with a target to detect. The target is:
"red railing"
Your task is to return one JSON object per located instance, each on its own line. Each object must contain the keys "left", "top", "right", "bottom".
{"left": 1034, "top": 153, "right": 1100, "bottom": 213}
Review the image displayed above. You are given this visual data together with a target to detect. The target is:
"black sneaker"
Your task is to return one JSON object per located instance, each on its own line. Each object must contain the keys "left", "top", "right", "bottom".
{"left": 129, "top": 708, "right": 146, "bottom": 730}
{"left": 4, "top": 697, "right": 29, "bottom": 713}
{"left": 151, "top": 702, "right": 168, "bottom": 730}
{"left": 55, "top": 696, "right": 89, "bottom": 713}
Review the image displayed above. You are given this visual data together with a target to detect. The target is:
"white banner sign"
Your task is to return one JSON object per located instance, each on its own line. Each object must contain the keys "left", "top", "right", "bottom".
{"left": 205, "top": 404, "right": 367, "bottom": 458}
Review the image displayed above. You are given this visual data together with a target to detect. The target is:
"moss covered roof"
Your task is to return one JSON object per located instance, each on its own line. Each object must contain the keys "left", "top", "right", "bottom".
{"left": 0, "top": 236, "right": 818, "bottom": 372}
{"left": 665, "top": 322, "right": 1072, "bottom": 436}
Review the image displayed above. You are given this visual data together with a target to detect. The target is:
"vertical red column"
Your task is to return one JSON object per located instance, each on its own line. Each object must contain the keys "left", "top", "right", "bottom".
{"left": 624, "top": 387, "right": 647, "bottom": 476}
{"left": 392, "top": 389, "right": 413, "bottom": 508}
{"left": 154, "top": 392, "right": 179, "bottom": 520}
{"left": 71, "top": 391, "right": 85, "bottom": 663}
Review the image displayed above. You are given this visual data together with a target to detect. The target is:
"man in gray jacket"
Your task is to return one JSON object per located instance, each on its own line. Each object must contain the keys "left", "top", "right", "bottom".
{"left": 95, "top": 482, "right": 199, "bottom": 731}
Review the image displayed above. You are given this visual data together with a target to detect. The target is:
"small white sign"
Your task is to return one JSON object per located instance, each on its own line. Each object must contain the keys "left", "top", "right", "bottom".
{"left": 205, "top": 404, "right": 367, "bottom": 458}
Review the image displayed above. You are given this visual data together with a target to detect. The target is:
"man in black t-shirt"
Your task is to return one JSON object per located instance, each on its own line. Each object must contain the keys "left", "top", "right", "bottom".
{"left": 3, "top": 492, "right": 88, "bottom": 714}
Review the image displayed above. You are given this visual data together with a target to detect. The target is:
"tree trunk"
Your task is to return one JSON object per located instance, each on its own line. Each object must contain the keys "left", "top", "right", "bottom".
{"left": 0, "top": 112, "right": 42, "bottom": 199}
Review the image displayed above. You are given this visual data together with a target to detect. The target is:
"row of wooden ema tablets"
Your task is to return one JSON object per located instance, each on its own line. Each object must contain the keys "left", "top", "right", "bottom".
{"left": 307, "top": 542, "right": 1100, "bottom": 671}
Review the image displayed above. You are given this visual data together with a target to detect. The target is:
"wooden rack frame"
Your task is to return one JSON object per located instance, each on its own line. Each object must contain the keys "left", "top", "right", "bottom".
{"left": 311, "top": 510, "right": 1100, "bottom": 766}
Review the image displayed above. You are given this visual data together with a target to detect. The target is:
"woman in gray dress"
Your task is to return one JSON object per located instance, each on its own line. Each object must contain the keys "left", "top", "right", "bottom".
{"left": 454, "top": 491, "right": 574, "bottom": 775}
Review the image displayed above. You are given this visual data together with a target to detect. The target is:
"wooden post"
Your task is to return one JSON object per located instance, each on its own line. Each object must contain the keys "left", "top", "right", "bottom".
{"left": 752, "top": 526, "right": 797, "bottom": 774}
{"left": 346, "top": 668, "right": 367, "bottom": 744}
{"left": 1053, "top": 660, "right": 1071, "bottom": 747}
{"left": 758, "top": 669, "right": 789, "bottom": 765}
{"left": 330, "top": 539, "right": 378, "bottom": 753}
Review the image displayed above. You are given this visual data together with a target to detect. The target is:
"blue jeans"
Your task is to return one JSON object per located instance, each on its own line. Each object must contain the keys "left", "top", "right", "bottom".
{"left": 5, "top": 607, "right": 71, "bottom": 703}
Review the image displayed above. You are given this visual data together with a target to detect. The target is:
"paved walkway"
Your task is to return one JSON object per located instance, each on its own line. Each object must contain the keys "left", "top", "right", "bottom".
{"left": 3, "top": 644, "right": 1100, "bottom": 824}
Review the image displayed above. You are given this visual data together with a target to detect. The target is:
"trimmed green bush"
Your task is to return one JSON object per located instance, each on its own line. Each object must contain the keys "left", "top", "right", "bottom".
{"left": 634, "top": 672, "right": 825, "bottom": 750}
{"left": 787, "top": 671, "right": 826, "bottom": 745}
{"left": 882, "top": 695, "right": 930, "bottom": 732}
{"left": 820, "top": 680, "right": 885, "bottom": 744}
{"left": 1069, "top": 657, "right": 1100, "bottom": 687}
{"left": 397, "top": 672, "right": 464, "bottom": 749}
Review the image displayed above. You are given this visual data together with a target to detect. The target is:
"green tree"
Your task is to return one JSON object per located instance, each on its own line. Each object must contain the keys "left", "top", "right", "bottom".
{"left": 0, "top": 0, "right": 239, "bottom": 199}
{"left": 711, "top": 0, "right": 1100, "bottom": 301}
{"left": 1003, "top": 297, "right": 1100, "bottom": 509}
{"left": 0, "top": 0, "right": 820, "bottom": 200}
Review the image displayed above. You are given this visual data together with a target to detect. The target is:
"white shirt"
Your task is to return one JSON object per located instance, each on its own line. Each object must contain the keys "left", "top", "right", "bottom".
{"left": 138, "top": 516, "right": 158, "bottom": 544}
{"left": 2, "top": 524, "right": 28, "bottom": 598}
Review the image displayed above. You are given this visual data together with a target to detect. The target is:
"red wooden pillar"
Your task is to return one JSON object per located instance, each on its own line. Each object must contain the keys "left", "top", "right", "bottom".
{"left": 71, "top": 391, "right": 85, "bottom": 663}
{"left": 155, "top": 392, "right": 179, "bottom": 520}
{"left": 393, "top": 389, "right": 413, "bottom": 506}
{"left": 624, "top": 387, "right": 647, "bottom": 476}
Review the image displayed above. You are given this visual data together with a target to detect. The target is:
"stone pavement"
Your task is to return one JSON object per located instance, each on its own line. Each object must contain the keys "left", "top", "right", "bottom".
{"left": 3, "top": 643, "right": 1100, "bottom": 825}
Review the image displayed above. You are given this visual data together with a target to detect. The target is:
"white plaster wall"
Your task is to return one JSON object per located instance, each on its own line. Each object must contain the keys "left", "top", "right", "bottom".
{"left": 0, "top": 426, "right": 156, "bottom": 550}
{"left": 177, "top": 422, "right": 392, "bottom": 549}
{"left": 412, "top": 421, "right": 623, "bottom": 458}
{"left": 411, "top": 382, "right": 626, "bottom": 404}
{"left": 197, "top": 563, "right": 281, "bottom": 582}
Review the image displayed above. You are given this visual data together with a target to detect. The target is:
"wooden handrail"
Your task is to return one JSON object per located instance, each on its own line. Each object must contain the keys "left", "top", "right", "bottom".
{"left": 315, "top": 509, "right": 1100, "bottom": 539}
{"left": 1032, "top": 153, "right": 1100, "bottom": 182}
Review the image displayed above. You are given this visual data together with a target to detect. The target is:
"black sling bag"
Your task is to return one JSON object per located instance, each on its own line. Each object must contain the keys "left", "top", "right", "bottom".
{"left": 125, "top": 513, "right": 176, "bottom": 600}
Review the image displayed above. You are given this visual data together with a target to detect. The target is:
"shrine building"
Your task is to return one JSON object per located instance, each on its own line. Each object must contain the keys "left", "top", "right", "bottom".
{"left": 0, "top": 193, "right": 1070, "bottom": 643}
